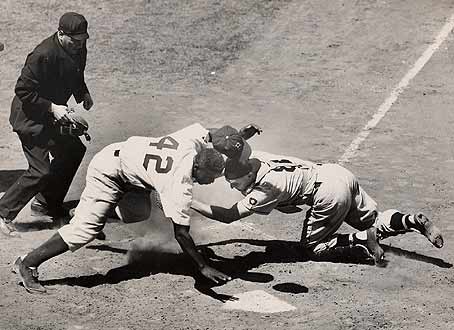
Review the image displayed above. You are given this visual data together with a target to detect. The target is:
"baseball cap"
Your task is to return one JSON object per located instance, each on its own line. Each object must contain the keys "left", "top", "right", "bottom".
{"left": 59, "top": 12, "right": 89, "bottom": 40}
{"left": 225, "top": 158, "right": 261, "bottom": 181}
{"left": 211, "top": 125, "right": 251, "bottom": 160}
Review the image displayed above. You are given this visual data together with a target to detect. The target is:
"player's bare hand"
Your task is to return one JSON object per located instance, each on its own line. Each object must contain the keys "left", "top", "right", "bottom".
{"left": 50, "top": 103, "right": 74, "bottom": 124}
{"left": 82, "top": 93, "right": 94, "bottom": 111}
{"left": 200, "top": 265, "right": 231, "bottom": 284}
{"left": 239, "top": 123, "right": 262, "bottom": 139}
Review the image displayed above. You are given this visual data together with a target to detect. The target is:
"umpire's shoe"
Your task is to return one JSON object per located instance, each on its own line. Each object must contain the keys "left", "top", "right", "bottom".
{"left": 31, "top": 199, "right": 69, "bottom": 218}
{"left": 413, "top": 213, "right": 444, "bottom": 248}
{"left": 13, "top": 257, "right": 46, "bottom": 294}
{"left": 0, "top": 217, "right": 20, "bottom": 238}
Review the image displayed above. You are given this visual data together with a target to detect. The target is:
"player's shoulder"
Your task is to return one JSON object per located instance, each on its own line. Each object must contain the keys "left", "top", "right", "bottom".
{"left": 253, "top": 179, "right": 278, "bottom": 195}
{"left": 170, "top": 123, "right": 208, "bottom": 138}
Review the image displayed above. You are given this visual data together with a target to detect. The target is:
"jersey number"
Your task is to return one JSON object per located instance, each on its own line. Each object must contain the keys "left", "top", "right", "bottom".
{"left": 143, "top": 136, "right": 179, "bottom": 173}
{"left": 271, "top": 159, "right": 297, "bottom": 172}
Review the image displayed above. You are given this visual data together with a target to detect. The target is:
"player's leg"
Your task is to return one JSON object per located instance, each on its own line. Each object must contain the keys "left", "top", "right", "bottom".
{"left": 304, "top": 164, "right": 383, "bottom": 264}
{"left": 333, "top": 164, "right": 378, "bottom": 230}
{"left": 15, "top": 145, "right": 124, "bottom": 293}
{"left": 375, "top": 209, "right": 443, "bottom": 248}
{"left": 301, "top": 165, "right": 352, "bottom": 250}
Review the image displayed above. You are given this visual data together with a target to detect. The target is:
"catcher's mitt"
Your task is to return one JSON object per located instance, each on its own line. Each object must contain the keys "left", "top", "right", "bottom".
{"left": 55, "top": 114, "right": 91, "bottom": 142}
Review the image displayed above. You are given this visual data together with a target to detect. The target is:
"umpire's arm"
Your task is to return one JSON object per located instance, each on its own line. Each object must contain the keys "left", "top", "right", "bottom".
{"left": 191, "top": 200, "right": 253, "bottom": 223}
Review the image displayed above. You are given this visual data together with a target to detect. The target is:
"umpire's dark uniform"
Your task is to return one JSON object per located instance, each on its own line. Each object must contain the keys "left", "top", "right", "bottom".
{"left": 0, "top": 31, "right": 88, "bottom": 222}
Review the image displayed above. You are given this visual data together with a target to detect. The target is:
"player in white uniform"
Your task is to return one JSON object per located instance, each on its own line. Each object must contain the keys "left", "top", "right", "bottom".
{"left": 192, "top": 150, "right": 444, "bottom": 264}
{"left": 13, "top": 123, "right": 261, "bottom": 294}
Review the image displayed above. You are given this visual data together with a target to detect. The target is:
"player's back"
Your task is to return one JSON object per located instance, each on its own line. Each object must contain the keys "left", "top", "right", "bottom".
{"left": 117, "top": 123, "right": 209, "bottom": 192}
{"left": 251, "top": 150, "right": 317, "bottom": 204}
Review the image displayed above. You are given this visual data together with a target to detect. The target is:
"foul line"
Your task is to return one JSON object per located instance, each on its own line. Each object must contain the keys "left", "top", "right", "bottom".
{"left": 338, "top": 13, "right": 454, "bottom": 164}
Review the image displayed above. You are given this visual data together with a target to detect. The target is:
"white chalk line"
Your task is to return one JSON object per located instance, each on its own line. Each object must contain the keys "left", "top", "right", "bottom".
{"left": 339, "top": 13, "right": 454, "bottom": 164}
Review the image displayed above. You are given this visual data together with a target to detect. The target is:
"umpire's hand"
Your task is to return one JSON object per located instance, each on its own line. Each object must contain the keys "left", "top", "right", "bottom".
{"left": 50, "top": 103, "right": 74, "bottom": 124}
{"left": 82, "top": 92, "right": 94, "bottom": 110}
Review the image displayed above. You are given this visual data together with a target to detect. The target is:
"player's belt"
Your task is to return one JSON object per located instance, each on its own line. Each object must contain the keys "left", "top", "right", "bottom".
{"left": 114, "top": 149, "right": 120, "bottom": 157}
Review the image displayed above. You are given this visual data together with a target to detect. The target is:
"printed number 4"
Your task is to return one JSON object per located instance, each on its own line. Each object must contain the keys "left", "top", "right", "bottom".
{"left": 143, "top": 136, "right": 179, "bottom": 173}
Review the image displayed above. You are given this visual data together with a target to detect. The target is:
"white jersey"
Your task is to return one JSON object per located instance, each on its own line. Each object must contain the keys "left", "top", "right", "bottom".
{"left": 117, "top": 123, "right": 209, "bottom": 226}
{"left": 237, "top": 150, "right": 318, "bottom": 214}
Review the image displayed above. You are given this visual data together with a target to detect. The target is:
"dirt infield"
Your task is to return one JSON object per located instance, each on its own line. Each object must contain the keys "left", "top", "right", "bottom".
{"left": 1, "top": 1, "right": 454, "bottom": 329}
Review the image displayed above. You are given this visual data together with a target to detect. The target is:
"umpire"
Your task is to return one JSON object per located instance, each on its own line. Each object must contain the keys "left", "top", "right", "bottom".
{"left": 0, "top": 12, "right": 94, "bottom": 237}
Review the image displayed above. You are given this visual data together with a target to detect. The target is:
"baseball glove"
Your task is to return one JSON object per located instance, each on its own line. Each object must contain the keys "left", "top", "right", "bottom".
{"left": 55, "top": 114, "right": 91, "bottom": 141}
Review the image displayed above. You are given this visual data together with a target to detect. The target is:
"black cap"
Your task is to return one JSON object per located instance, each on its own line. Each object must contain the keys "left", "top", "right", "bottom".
{"left": 59, "top": 12, "right": 89, "bottom": 40}
{"left": 211, "top": 126, "right": 245, "bottom": 159}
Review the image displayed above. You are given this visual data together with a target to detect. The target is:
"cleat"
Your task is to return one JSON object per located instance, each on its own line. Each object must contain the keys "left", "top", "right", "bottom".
{"left": 0, "top": 217, "right": 20, "bottom": 238}
{"left": 12, "top": 256, "right": 39, "bottom": 278}
{"left": 365, "top": 227, "right": 385, "bottom": 266}
{"left": 413, "top": 213, "right": 443, "bottom": 248}
{"left": 13, "top": 257, "right": 46, "bottom": 294}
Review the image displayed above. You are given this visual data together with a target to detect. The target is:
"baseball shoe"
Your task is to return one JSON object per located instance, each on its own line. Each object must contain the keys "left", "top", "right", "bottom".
{"left": 0, "top": 217, "right": 20, "bottom": 238}
{"left": 365, "top": 227, "right": 385, "bottom": 266}
{"left": 12, "top": 255, "right": 39, "bottom": 277}
{"left": 30, "top": 199, "right": 69, "bottom": 218}
{"left": 13, "top": 257, "right": 46, "bottom": 294}
{"left": 413, "top": 213, "right": 443, "bottom": 248}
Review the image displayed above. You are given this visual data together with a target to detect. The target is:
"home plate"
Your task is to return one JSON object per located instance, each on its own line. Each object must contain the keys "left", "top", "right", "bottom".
{"left": 222, "top": 290, "right": 296, "bottom": 313}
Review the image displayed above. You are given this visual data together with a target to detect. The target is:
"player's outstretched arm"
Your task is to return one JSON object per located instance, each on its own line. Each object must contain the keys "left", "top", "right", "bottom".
{"left": 172, "top": 221, "right": 231, "bottom": 284}
{"left": 238, "top": 123, "right": 262, "bottom": 140}
{"left": 191, "top": 200, "right": 253, "bottom": 223}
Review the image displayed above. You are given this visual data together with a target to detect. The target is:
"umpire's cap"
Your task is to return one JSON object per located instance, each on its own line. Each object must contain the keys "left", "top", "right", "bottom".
{"left": 59, "top": 12, "right": 89, "bottom": 40}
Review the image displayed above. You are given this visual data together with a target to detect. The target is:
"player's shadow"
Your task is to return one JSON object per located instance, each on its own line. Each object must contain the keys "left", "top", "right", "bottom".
{"left": 38, "top": 239, "right": 313, "bottom": 301}
{"left": 200, "top": 238, "right": 452, "bottom": 269}
{"left": 382, "top": 244, "right": 452, "bottom": 268}
{"left": 40, "top": 242, "right": 274, "bottom": 302}
{"left": 40, "top": 238, "right": 450, "bottom": 301}
{"left": 41, "top": 240, "right": 284, "bottom": 302}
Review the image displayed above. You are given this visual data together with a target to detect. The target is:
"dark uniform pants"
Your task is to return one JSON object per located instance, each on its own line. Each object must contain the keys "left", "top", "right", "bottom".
{"left": 0, "top": 130, "right": 85, "bottom": 220}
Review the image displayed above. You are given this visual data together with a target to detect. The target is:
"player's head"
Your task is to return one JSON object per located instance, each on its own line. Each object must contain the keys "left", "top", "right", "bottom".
{"left": 224, "top": 158, "right": 260, "bottom": 193}
{"left": 211, "top": 126, "right": 251, "bottom": 162}
{"left": 193, "top": 148, "right": 225, "bottom": 185}
{"left": 57, "top": 12, "right": 89, "bottom": 54}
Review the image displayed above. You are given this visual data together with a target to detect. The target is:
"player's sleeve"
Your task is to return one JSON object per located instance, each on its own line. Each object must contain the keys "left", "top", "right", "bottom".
{"left": 237, "top": 182, "right": 282, "bottom": 215}
{"left": 159, "top": 154, "right": 194, "bottom": 226}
